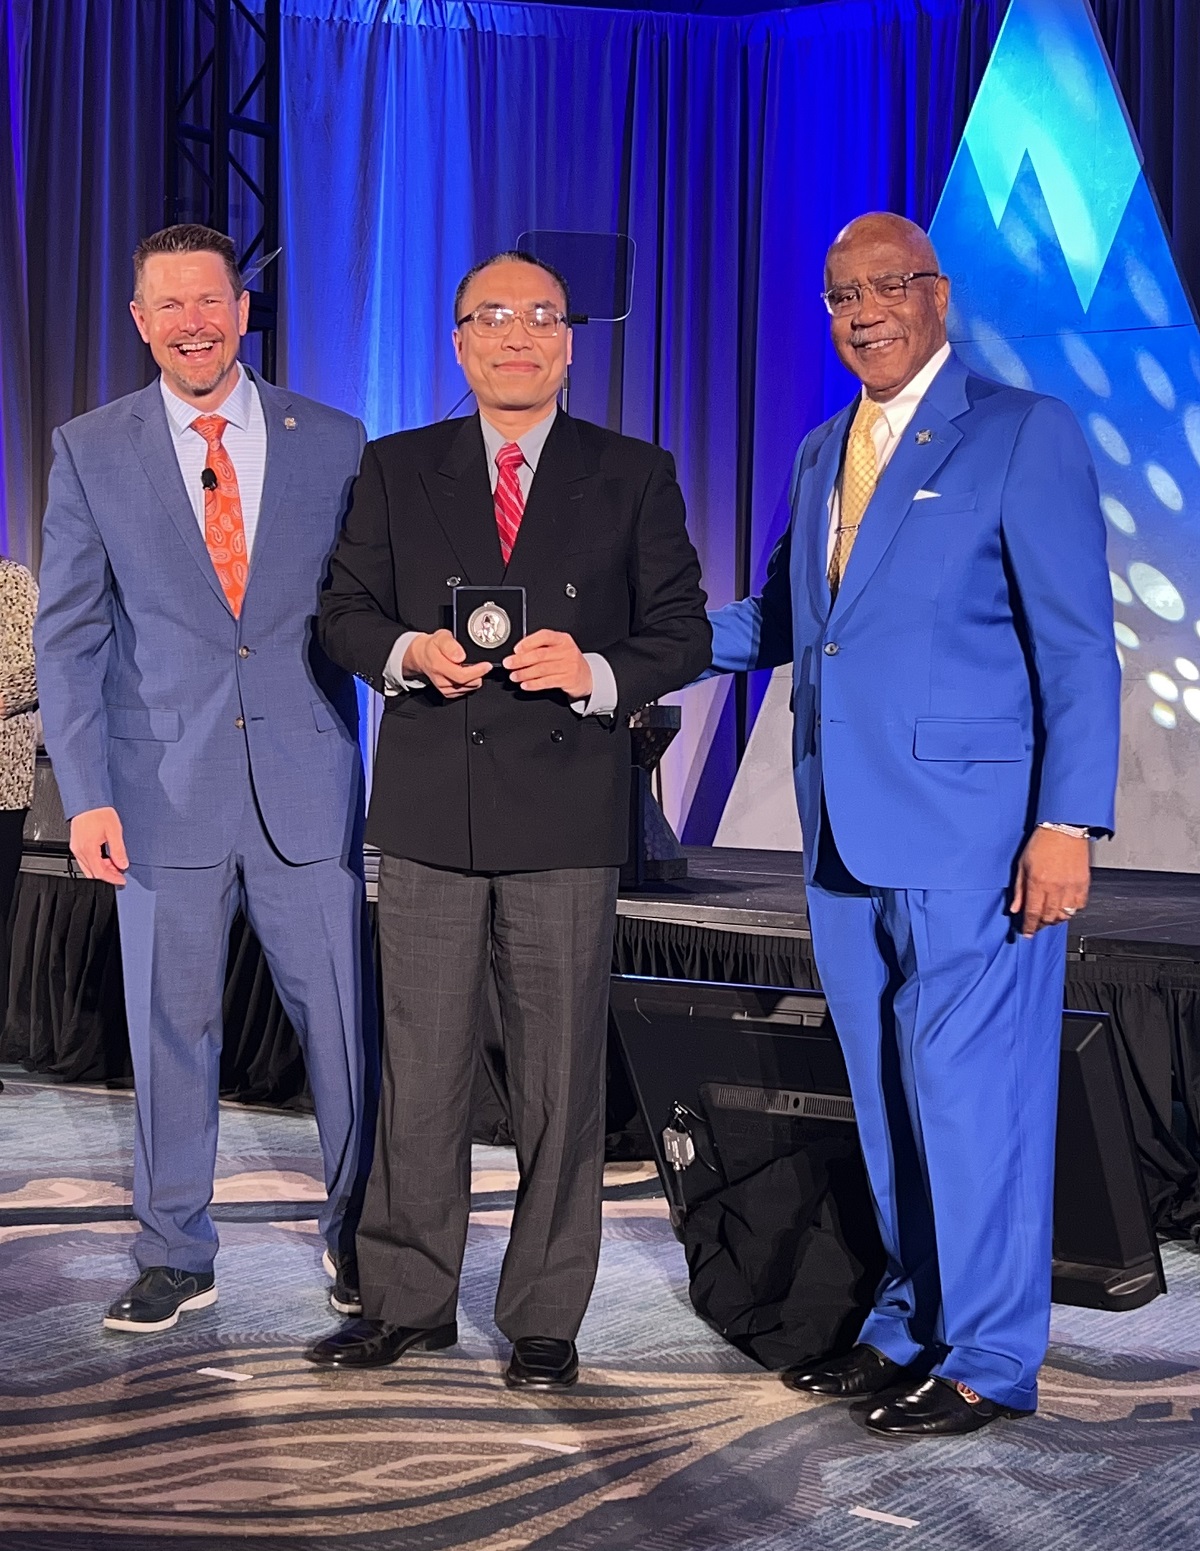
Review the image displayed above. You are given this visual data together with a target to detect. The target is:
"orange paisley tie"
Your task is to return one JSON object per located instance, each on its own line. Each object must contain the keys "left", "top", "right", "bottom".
{"left": 191, "top": 414, "right": 248, "bottom": 616}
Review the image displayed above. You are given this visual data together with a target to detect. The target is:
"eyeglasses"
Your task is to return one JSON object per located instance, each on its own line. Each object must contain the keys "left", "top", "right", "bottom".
{"left": 821, "top": 271, "right": 940, "bottom": 316}
{"left": 455, "top": 305, "right": 568, "bottom": 336}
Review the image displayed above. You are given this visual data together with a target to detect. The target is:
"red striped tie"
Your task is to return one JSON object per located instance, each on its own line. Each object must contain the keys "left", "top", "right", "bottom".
{"left": 494, "top": 442, "right": 526, "bottom": 565}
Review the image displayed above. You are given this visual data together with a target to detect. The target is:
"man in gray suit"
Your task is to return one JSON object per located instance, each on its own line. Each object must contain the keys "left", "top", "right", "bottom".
{"left": 35, "top": 224, "right": 375, "bottom": 1333}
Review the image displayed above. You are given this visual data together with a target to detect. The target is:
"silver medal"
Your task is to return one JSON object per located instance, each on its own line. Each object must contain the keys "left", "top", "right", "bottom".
{"left": 467, "top": 601, "right": 511, "bottom": 649}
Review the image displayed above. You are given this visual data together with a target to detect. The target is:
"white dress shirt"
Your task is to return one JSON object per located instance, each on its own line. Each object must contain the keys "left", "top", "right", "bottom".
{"left": 160, "top": 363, "right": 267, "bottom": 555}
{"left": 384, "top": 406, "right": 618, "bottom": 716}
{"left": 827, "top": 341, "right": 953, "bottom": 565}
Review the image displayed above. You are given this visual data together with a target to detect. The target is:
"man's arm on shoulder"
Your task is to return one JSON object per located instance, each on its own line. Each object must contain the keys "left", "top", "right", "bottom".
{"left": 1000, "top": 396, "right": 1121, "bottom": 834}
{"left": 318, "top": 441, "right": 413, "bottom": 690}
{"left": 600, "top": 446, "right": 712, "bottom": 718}
{"left": 33, "top": 427, "right": 118, "bottom": 820}
{"left": 706, "top": 442, "right": 803, "bottom": 677}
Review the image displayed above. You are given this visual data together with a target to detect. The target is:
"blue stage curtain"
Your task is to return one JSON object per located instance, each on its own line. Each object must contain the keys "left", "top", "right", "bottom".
{"left": 0, "top": 0, "right": 164, "bottom": 571}
{"left": 3, "top": 0, "right": 1195, "bottom": 834}
{"left": 274, "top": 0, "right": 990, "bottom": 836}
{"left": 0, "top": 0, "right": 34, "bottom": 566}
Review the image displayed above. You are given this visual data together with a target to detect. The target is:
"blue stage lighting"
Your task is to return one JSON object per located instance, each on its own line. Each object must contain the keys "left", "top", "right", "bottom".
{"left": 930, "top": 0, "right": 1200, "bottom": 870}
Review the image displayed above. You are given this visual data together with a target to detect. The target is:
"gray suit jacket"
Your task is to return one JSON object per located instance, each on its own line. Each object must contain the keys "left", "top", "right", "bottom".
{"left": 35, "top": 372, "right": 366, "bottom": 866}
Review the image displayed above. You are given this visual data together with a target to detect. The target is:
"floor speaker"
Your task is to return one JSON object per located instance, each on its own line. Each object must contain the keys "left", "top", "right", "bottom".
{"left": 610, "top": 976, "right": 1164, "bottom": 1318}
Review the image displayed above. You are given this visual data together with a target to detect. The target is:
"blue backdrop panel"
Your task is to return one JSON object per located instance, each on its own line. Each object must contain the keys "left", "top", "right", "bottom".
{"left": 931, "top": 0, "right": 1200, "bottom": 869}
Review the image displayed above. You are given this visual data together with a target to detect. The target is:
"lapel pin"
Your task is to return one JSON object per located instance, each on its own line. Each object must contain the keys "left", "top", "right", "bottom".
{"left": 283, "top": 416, "right": 296, "bottom": 430}
{"left": 915, "top": 428, "right": 933, "bottom": 444}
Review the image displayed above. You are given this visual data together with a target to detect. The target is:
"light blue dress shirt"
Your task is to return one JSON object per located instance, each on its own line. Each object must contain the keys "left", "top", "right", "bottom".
{"left": 160, "top": 363, "right": 267, "bottom": 555}
{"left": 384, "top": 407, "right": 618, "bottom": 716}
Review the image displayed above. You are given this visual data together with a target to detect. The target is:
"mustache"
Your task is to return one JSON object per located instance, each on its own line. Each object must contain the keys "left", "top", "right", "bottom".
{"left": 849, "top": 329, "right": 903, "bottom": 347}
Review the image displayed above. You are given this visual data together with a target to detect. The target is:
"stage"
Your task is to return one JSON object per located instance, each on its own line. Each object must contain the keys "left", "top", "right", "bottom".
{"left": 7, "top": 843, "right": 1200, "bottom": 1238}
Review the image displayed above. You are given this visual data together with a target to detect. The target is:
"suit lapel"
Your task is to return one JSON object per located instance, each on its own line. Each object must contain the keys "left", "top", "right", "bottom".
{"left": 420, "top": 416, "right": 505, "bottom": 585}
{"left": 247, "top": 374, "right": 303, "bottom": 577}
{"left": 801, "top": 404, "right": 855, "bottom": 621}
{"left": 504, "top": 413, "right": 594, "bottom": 582}
{"left": 828, "top": 354, "right": 969, "bottom": 625}
{"left": 126, "top": 382, "right": 231, "bottom": 614}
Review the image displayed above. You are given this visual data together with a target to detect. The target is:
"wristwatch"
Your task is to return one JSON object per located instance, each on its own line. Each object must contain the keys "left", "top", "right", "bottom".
{"left": 1038, "top": 822, "right": 1091, "bottom": 840}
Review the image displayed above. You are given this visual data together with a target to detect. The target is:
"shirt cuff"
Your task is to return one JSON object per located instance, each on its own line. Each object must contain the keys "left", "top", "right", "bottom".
{"left": 572, "top": 653, "right": 618, "bottom": 717}
{"left": 382, "top": 631, "right": 425, "bottom": 696}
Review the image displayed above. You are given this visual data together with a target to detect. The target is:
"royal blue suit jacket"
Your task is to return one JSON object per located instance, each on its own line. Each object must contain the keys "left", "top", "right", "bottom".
{"left": 35, "top": 373, "right": 366, "bottom": 868}
{"left": 710, "top": 352, "right": 1120, "bottom": 890}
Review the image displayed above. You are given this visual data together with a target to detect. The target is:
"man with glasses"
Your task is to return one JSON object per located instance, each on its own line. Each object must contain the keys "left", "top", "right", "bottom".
{"left": 307, "top": 251, "right": 709, "bottom": 1384}
{"left": 706, "top": 213, "right": 1118, "bottom": 1435}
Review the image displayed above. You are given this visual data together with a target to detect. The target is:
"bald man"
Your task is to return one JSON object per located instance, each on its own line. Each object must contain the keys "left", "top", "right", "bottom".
{"left": 707, "top": 214, "right": 1119, "bottom": 1435}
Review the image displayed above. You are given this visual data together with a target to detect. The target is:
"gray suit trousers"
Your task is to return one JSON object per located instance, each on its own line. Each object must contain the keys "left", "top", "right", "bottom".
{"left": 358, "top": 855, "right": 619, "bottom": 1340}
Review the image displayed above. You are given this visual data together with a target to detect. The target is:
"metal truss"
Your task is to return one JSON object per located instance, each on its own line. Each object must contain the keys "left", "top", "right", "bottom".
{"left": 165, "top": 0, "right": 281, "bottom": 380}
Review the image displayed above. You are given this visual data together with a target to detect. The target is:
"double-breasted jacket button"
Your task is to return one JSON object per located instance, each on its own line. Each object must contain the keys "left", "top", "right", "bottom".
{"left": 447, "top": 575, "right": 462, "bottom": 587}
{"left": 550, "top": 728, "right": 564, "bottom": 743}
{"left": 471, "top": 729, "right": 485, "bottom": 745}
{"left": 564, "top": 583, "right": 577, "bottom": 598}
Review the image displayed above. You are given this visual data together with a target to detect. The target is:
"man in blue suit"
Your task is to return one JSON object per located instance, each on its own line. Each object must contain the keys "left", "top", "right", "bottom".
{"left": 708, "top": 213, "right": 1119, "bottom": 1436}
{"left": 35, "top": 225, "right": 375, "bottom": 1333}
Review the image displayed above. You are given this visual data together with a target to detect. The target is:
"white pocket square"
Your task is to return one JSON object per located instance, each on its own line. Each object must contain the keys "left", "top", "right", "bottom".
{"left": 913, "top": 489, "right": 941, "bottom": 501}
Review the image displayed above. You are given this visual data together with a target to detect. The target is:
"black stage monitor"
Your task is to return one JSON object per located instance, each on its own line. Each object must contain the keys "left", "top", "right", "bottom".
{"left": 610, "top": 976, "right": 1164, "bottom": 1320}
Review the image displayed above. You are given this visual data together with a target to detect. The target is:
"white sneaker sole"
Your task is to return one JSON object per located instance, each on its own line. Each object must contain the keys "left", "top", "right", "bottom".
{"left": 103, "top": 1285, "right": 218, "bottom": 1333}
{"left": 322, "top": 1249, "right": 363, "bottom": 1316}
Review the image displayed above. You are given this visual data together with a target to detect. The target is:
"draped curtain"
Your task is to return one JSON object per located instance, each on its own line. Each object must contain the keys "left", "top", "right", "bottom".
{"left": 276, "top": 0, "right": 995, "bottom": 834}
{"left": 2, "top": 0, "right": 1197, "bottom": 831}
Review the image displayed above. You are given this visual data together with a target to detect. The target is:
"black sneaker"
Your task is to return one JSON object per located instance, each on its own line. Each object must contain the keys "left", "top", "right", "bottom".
{"left": 103, "top": 1267, "right": 217, "bottom": 1333}
{"left": 322, "top": 1248, "right": 362, "bottom": 1316}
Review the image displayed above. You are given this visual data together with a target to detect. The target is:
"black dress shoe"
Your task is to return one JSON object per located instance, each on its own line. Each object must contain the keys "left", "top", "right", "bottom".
{"left": 864, "top": 1376, "right": 1034, "bottom": 1437}
{"left": 505, "top": 1337, "right": 579, "bottom": 1389}
{"left": 321, "top": 1248, "right": 363, "bottom": 1316}
{"left": 304, "top": 1317, "right": 458, "bottom": 1368}
{"left": 103, "top": 1267, "right": 217, "bottom": 1332}
{"left": 782, "top": 1343, "right": 910, "bottom": 1398}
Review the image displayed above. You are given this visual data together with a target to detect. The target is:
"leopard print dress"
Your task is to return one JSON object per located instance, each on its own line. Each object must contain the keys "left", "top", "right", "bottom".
{"left": 0, "top": 557, "right": 38, "bottom": 811}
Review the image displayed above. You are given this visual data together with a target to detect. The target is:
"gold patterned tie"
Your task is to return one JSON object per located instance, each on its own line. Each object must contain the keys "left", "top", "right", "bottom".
{"left": 828, "top": 398, "right": 884, "bottom": 596}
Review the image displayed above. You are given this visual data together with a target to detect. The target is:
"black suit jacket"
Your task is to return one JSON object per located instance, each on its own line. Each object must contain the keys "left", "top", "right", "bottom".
{"left": 318, "top": 411, "right": 711, "bottom": 871}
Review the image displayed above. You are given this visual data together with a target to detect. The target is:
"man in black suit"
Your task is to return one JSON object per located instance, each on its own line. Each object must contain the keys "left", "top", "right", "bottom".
{"left": 306, "top": 251, "right": 710, "bottom": 1385}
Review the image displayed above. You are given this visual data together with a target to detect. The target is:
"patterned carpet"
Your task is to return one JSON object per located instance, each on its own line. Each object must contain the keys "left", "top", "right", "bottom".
{"left": 2, "top": 1069, "right": 1199, "bottom": 1549}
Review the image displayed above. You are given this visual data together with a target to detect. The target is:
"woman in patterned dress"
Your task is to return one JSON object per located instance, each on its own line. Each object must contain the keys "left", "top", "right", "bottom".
{"left": 1, "top": 554, "right": 38, "bottom": 1015}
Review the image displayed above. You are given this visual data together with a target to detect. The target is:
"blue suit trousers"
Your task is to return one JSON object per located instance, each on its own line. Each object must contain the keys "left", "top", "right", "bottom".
{"left": 806, "top": 871, "right": 1066, "bottom": 1412}
{"left": 115, "top": 764, "right": 375, "bottom": 1273}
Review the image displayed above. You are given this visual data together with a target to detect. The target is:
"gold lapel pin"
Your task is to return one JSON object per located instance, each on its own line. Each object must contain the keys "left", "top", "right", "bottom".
{"left": 284, "top": 416, "right": 297, "bottom": 430}
{"left": 915, "top": 428, "right": 933, "bottom": 444}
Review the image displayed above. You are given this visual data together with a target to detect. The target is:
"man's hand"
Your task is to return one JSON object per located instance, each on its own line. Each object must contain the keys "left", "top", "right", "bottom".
{"left": 70, "top": 806, "right": 129, "bottom": 888}
{"left": 402, "top": 629, "right": 491, "bottom": 699}
{"left": 1010, "top": 827, "right": 1090, "bottom": 937}
{"left": 504, "top": 630, "right": 593, "bottom": 699}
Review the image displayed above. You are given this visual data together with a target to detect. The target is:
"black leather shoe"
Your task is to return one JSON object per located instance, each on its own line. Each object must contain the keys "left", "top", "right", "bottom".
{"left": 505, "top": 1337, "right": 579, "bottom": 1389}
{"left": 103, "top": 1267, "right": 217, "bottom": 1332}
{"left": 321, "top": 1248, "right": 362, "bottom": 1317}
{"left": 782, "top": 1344, "right": 910, "bottom": 1398}
{"left": 303, "top": 1317, "right": 458, "bottom": 1368}
{"left": 863, "top": 1376, "right": 1034, "bottom": 1436}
